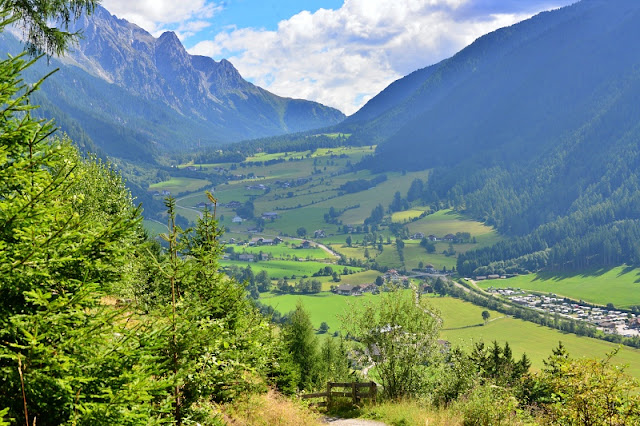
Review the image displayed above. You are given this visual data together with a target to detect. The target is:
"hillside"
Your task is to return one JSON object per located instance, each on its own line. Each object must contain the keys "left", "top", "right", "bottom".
{"left": 1, "top": 6, "right": 345, "bottom": 161}
{"left": 339, "top": 0, "right": 640, "bottom": 275}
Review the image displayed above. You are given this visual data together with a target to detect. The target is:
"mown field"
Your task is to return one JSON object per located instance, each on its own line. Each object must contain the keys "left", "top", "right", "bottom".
{"left": 477, "top": 266, "right": 640, "bottom": 309}
{"left": 149, "top": 177, "right": 211, "bottom": 195}
{"left": 221, "top": 259, "right": 361, "bottom": 279}
{"left": 260, "top": 292, "right": 640, "bottom": 376}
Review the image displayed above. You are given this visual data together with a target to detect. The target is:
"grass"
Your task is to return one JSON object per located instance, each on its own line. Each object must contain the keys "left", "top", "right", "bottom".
{"left": 476, "top": 266, "right": 640, "bottom": 309}
{"left": 221, "top": 389, "right": 322, "bottom": 425}
{"left": 392, "top": 208, "right": 427, "bottom": 223}
{"left": 149, "top": 177, "right": 211, "bottom": 195}
{"left": 354, "top": 399, "right": 463, "bottom": 426}
{"left": 408, "top": 209, "right": 500, "bottom": 248}
{"left": 143, "top": 219, "right": 167, "bottom": 236}
{"left": 221, "top": 259, "right": 359, "bottom": 279}
{"left": 260, "top": 292, "right": 640, "bottom": 376}
{"left": 234, "top": 245, "right": 335, "bottom": 260}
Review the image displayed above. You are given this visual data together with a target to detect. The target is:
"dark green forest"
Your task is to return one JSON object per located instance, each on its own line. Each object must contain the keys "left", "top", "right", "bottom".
{"left": 346, "top": 0, "right": 640, "bottom": 276}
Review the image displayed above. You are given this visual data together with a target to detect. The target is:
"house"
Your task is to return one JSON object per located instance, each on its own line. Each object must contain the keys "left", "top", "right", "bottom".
{"left": 428, "top": 235, "right": 438, "bottom": 241}
{"left": 226, "top": 201, "right": 242, "bottom": 209}
{"left": 487, "top": 274, "right": 500, "bottom": 280}
{"left": 232, "top": 216, "right": 243, "bottom": 223}
{"left": 629, "top": 318, "right": 640, "bottom": 329}
{"left": 238, "top": 254, "right": 254, "bottom": 262}
{"left": 187, "top": 166, "right": 198, "bottom": 171}
{"left": 314, "top": 229, "right": 326, "bottom": 238}
{"left": 360, "top": 283, "right": 376, "bottom": 293}
{"left": 411, "top": 232, "right": 425, "bottom": 240}
{"left": 300, "top": 240, "right": 312, "bottom": 249}
{"left": 260, "top": 238, "right": 274, "bottom": 246}
{"left": 335, "top": 284, "right": 362, "bottom": 296}
{"left": 476, "top": 276, "right": 487, "bottom": 281}
{"left": 161, "top": 190, "right": 171, "bottom": 196}
{"left": 260, "top": 253, "right": 270, "bottom": 261}
{"left": 261, "top": 212, "right": 279, "bottom": 220}
{"left": 273, "top": 237, "right": 284, "bottom": 245}
{"left": 442, "top": 233, "right": 456, "bottom": 242}
{"left": 420, "top": 284, "right": 433, "bottom": 294}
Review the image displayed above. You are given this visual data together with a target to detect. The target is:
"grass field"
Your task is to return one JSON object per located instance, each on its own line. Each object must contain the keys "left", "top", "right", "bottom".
{"left": 222, "top": 259, "right": 360, "bottom": 279}
{"left": 261, "top": 292, "right": 640, "bottom": 375}
{"left": 392, "top": 209, "right": 427, "bottom": 223}
{"left": 143, "top": 219, "right": 167, "bottom": 236}
{"left": 237, "top": 245, "right": 336, "bottom": 260}
{"left": 149, "top": 177, "right": 211, "bottom": 195}
{"left": 477, "top": 266, "right": 640, "bottom": 309}
{"left": 408, "top": 209, "right": 500, "bottom": 247}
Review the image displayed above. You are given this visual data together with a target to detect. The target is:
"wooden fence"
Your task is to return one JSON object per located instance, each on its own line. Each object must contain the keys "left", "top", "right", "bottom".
{"left": 301, "top": 381, "right": 377, "bottom": 407}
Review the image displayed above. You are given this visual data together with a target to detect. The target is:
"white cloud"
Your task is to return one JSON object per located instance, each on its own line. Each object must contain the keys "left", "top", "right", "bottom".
{"left": 101, "top": 0, "right": 221, "bottom": 38}
{"left": 188, "top": 0, "right": 538, "bottom": 115}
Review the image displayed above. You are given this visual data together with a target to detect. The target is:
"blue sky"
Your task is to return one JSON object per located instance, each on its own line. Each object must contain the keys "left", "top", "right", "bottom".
{"left": 102, "top": 0, "right": 575, "bottom": 115}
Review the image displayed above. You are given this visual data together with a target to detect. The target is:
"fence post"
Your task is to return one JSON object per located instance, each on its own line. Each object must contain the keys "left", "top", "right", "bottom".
{"left": 327, "top": 382, "right": 332, "bottom": 408}
{"left": 352, "top": 382, "right": 357, "bottom": 404}
{"left": 371, "top": 382, "right": 377, "bottom": 404}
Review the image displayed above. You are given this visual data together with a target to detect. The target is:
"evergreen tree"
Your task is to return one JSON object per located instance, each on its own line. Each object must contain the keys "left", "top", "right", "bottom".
{"left": 282, "top": 302, "right": 320, "bottom": 390}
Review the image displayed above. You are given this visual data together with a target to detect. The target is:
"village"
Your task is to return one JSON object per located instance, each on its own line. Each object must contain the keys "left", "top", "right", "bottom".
{"left": 487, "top": 287, "right": 640, "bottom": 337}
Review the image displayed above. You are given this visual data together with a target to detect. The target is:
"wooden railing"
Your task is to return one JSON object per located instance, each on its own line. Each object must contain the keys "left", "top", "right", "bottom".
{"left": 301, "top": 381, "right": 377, "bottom": 407}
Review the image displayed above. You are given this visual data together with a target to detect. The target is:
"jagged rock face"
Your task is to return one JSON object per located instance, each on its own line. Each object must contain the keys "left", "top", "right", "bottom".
{"left": 23, "top": 6, "right": 346, "bottom": 157}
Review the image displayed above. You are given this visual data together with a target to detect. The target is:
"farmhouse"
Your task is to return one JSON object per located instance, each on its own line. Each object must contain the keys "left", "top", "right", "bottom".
{"left": 442, "top": 234, "right": 455, "bottom": 242}
{"left": 360, "top": 283, "right": 377, "bottom": 293}
{"left": 411, "top": 232, "right": 425, "bottom": 240}
{"left": 300, "top": 240, "right": 312, "bottom": 249}
{"left": 261, "top": 212, "right": 279, "bottom": 220}
{"left": 314, "top": 229, "right": 326, "bottom": 238}
{"left": 420, "top": 283, "right": 433, "bottom": 294}
{"left": 238, "top": 254, "right": 254, "bottom": 262}
{"left": 428, "top": 235, "right": 438, "bottom": 241}
{"left": 335, "top": 284, "right": 362, "bottom": 296}
{"left": 232, "top": 216, "right": 243, "bottom": 223}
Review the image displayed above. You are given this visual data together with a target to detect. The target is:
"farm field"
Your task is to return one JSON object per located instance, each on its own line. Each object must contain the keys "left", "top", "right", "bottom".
{"left": 477, "top": 266, "right": 640, "bottom": 309}
{"left": 221, "top": 259, "right": 361, "bottom": 279}
{"left": 143, "top": 219, "right": 167, "bottom": 236}
{"left": 408, "top": 209, "right": 500, "bottom": 248}
{"left": 237, "top": 245, "right": 336, "bottom": 260}
{"left": 260, "top": 292, "right": 640, "bottom": 376}
{"left": 149, "top": 177, "right": 211, "bottom": 195}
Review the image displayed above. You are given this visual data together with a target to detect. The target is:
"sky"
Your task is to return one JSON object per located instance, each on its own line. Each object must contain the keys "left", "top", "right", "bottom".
{"left": 101, "top": 0, "right": 575, "bottom": 115}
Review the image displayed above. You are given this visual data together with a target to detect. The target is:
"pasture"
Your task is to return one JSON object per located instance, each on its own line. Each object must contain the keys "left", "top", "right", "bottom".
{"left": 149, "top": 177, "right": 211, "bottom": 195}
{"left": 477, "top": 266, "right": 640, "bottom": 309}
{"left": 261, "top": 292, "right": 640, "bottom": 375}
{"left": 221, "top": 259, "right": 361, "bottom": 279}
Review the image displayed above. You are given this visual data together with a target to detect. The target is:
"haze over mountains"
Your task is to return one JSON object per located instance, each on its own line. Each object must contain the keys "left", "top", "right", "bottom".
{"left": 0, "top": 6, "right": 345, "bottom": 161}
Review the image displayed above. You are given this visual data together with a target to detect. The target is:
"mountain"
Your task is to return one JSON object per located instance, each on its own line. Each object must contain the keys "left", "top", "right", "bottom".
{"left": 1, "top": 6, "right": 345, "bottom": 160}
{"left": 346, "top": 0, "right": 640, "bottom": 274}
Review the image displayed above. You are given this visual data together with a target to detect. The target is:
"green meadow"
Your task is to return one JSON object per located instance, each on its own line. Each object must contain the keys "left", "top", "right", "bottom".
{"left": 477, "top": 266, "right": 640, "bottom": 309}
{"left": 221, "top": 259, "right": 360, "bottom": 279}
{"left": 149, "top": 177, "right": 211, "bottom": 194}
{"left": 408, "top": 209, "right": 500, "bottom": 247}
{"left": 237, "top": 245, "right": 336, "bottom": 260}
{"left": 261, "top": 292, "right": 640, "bottom": 376}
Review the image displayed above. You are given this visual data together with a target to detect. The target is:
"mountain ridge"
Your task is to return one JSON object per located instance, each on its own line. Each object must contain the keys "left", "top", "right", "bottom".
{"left": 3, "top": 5, "right": 345, "bottom": 160}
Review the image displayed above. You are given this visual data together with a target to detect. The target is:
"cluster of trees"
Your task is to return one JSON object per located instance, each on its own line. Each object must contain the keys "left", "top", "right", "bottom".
{"left": 339, "top": 174, "right": 387, "bottom": 194}
{"left": 275, "top": 277, "right": 323, "bottom": 294}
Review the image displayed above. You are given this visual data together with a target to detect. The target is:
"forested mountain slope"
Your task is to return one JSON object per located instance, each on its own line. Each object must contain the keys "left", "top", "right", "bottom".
{"left": 350, "top": 0, "right": 640, "bottom": 275}
{"left": 1, "top": 6, "right": 344, "bottom": 161}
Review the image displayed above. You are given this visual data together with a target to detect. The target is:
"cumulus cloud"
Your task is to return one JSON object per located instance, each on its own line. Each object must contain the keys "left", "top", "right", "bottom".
{"left": 101, "top": 0, "right": 221, "bottom": 39}
{"left": 188, "top": 0, "right": 555, "bottom": 114}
